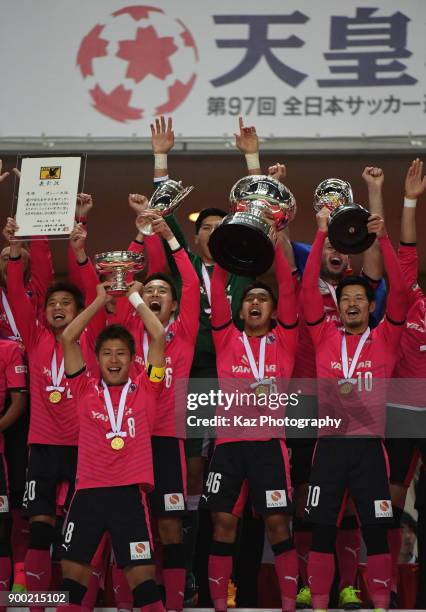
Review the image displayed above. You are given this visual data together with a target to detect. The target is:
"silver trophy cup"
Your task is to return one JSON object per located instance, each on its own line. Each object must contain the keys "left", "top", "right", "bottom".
{"left": 209, "top": 175, "right": 296, "bottom": 276}
{"left": 95, "top": 251, "right": 145, "bottom": 296}
{"left": 140, "top": 179, "right": 194, "bottom": 235}
{"left": 314, "top": 178, "right": 374, "bottom": 254}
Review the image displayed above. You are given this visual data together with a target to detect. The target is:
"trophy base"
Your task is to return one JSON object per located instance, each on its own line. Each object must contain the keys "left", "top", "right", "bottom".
{"left": 328, "top": 204, "right": 375, "bottom": 254}
{"left": 208, "top": 214, "right": 275, "bottom": 276}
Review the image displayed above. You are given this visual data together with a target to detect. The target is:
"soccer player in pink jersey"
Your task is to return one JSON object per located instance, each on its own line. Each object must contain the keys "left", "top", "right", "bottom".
{"left": 0, "top": 338, "right": 27, "bottom": 602}
{"left": 302, "top": 208, "right": 408, "bottom": 612}
{"left": 199, "top": 239, "right": 299, "bottom": 612}
{"left": 4, "top": 217, "right": 101, "bottom": 610}
{"left": 59, "top": 281, "right": 166, "bottom": 612}
{"left": 106, "top": 212, "right": 199, "bottom": 612}
{"left": 286, "top": 167, "right": 387, "bottom": 610}
{"left": 384, "top": 158, "right": 426, "bottom": 604}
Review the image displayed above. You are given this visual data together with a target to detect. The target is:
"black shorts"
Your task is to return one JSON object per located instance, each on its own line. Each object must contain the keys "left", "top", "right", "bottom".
{"left": 0, "top": 454, "right": 10, "bottom": 518}
{"left": 200, "top": 439, "right": 293, "bottom": 517}
{"left": 23, "top": 444, "right": 77, "bottom": 517}
{"left": 3, "top": 408, "right": 29, "bottom": 508}
{"left": 61, "top": 485, "right": 153, "bottom": 569}
{"left": 290, "top": 441, "right": 316, "bottom": 488}
{"left": 385, "top": 438, "right": 421, "bottom": 487}
{"left": 305, "top": 437, "right": 392, "bottom": 527}
{"left": 185, "top": 364, "right": 217, "bottom": 459}
{"left": 149, "top": 436, "right": 187, "bottom": 518}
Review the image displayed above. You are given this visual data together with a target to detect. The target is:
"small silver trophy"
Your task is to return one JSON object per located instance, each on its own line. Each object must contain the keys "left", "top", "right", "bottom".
{"left": 140, "top": 179, "right": 194, "bottom": 235}
{"left": 209, "top": 175, "right": 296, "bottom": 276}
{"left": 313, "top": 178, "right": 374, "bottom": 254}
{"left": 94, "top": 251, "right": 145, "bottom": 296}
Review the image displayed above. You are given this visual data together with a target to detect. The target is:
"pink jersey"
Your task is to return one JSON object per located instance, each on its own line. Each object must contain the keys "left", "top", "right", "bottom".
{"left": 390, "top": 244, "right": 426, "bottom": 408}
{"left": 66, "top": 367, "right": 161, "bottom": 491}
{"left": 303, "top": 230, "right": 407, "bottom": 437}
{"left": 0, "top": 239, "right": 53, "bottom": 340}
{"left": 6, "top": 255, "right": 97, "bottom": 445}
{"left": 293, "top": 282, "right": 341, "bottom": 380}
{"left": 0, "top": 339, "right": 27, "bottom": 453}
{"left": 211, "top": 245, "right": 298, "bottom": 444}
{"left": 110, "top": 247, "right": 199, "bottom": 437}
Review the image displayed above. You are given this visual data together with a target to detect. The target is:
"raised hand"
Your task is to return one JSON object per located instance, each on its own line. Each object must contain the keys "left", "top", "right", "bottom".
{"left": 96, "top": 281, "right": 114, "bottom": 304}
{"left": 367, "top": 214, "right": 386, "bottom": 238}
{"left": 76, "top": 193, "right": 93, "bottom": 219}
{"left": 69, "top": 223, "right": 87, "bottom": 252}
{"left": 150, "top": 214, "right": 173, "bottom": 240}
{"left": 127, "top": 280, "right": 143, "bottom": 298}
{"left": 0, "top": 160, "right": 10, "bottom": 183}
{"left": 2, "top": 217, "right": 19, "bottom": 242}
{"left": 405, "top": 158, "right": 426, "bottom": 199}
{"left": 268, "top": 163, "right": 287, "bottom": 182}
{"left": 150, "top": 116, "right": 174, "bottom": 154}
{"left": 235, "top": 116, "right": 259, "bottom": 154}
{"left": 316, "top": 207, "right": 330, "bottom": 232}
{"left": 129, "top": 193, "right": 149, "bottom": 216}
{"left": 362, "top": 166, "right": 384, "bottom": 190}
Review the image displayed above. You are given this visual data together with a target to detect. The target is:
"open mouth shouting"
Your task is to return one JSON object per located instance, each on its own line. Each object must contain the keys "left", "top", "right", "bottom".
{"left": 148, "top": 300, "right": 161, "bottom": 313}
{"left": 346, "top": 306, "right": 360, "bottom": 320}
{"left": 249, "top": 307, "right": 262, "bottom": 319}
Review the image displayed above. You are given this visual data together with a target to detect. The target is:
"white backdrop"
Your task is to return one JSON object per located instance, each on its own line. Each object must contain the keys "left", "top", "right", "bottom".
{"left": 1, "top": 0, "right": 425, "bottom": 139}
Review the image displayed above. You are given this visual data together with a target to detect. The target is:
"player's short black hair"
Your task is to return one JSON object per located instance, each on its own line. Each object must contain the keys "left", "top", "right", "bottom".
{"left": 336, "top": 275, "right": 375, "bottom": 305}
{"left": 45, "top": 282, "right": 85, "bottom": 311}
{"left": 144, "top": 273, "right": 178, "bottom": 302}
{"left": 240, "top": 282, "right": 277, "bottom": 309}
{"left": 95, "top": 324, "right": 135, "bottom": 356}
{"left": 195, "top": 208, "right": 226, "bottom": 234}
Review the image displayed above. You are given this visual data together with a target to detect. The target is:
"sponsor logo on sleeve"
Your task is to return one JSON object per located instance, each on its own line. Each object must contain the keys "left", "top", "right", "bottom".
{"left": 164, "top": 493, "right": 185, "bottom": 511}
{"left": 15, "top": 365, "right": 27, "bottom": 374}
{"left": 130, "top": 541, "right": 151, "bottom": 560}
{"left": 266, "top": 489, "right": 287, "bottom": 508}
{"left": 374, "top": 499, "right": 393, "bottom": 518}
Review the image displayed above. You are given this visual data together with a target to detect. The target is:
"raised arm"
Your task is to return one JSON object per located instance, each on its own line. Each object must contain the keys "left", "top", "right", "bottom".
{"left": 62, "top": 284, "right": 110, "bottom": 375}
{"left": 28, "top": 238, "right": 54, "bottom": 309}
{"left": 151, "top": 115, "right": 174, "bottom": 181}
{"left": 275, "top": 240, "right": 298, "bottom": 327}
{"left": 301, "top": 210, "right": 329, "bottom": 324}
{"left": 367, "top": 216, "right": 407, "bottom": 324}
{"left": 235, "top": 116, "right": 261, "bottom": 175}
{"left": 68, "top": 193, "right": 94, "bottom": 290}
{"left": 361, "top": 166, "right": 384, "bottom": 281}
{"left": 4, "top": 218, "right": 41, "bottom": 349}
{"left": 211, "top": 263, "right": 231, "bottom": 329}
{"left": 127, "top": 282, "right": 165, "bottom": 368}
{"left": 150, "top": 215, "right": 199, "bottom": 340}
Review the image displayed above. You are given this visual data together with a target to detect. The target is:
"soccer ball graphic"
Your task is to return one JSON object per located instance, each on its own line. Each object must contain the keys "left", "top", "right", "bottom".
{"left": 76, "top": 5, "right": 198, "bottom": 123}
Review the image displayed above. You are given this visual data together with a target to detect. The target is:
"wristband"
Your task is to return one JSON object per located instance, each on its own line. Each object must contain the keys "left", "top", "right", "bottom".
{"left": 245, "top": 152, "right": 260, "bottom": 170}
{"left": 128, "top": 293, "right": 144, "bottom": 309}
{"left": 404, "top": 197, "right": 417, "bottom": 208}
{"left": 154, "top": 175, "right": 169, "bottom": 183}
{"left": 146, "top": 363, "right": 165, "bottom": 382}
{"left": 167, "top": 237, "right": 180, "bottom": 251}
{"left": 154, "top": 153, "right": 168, "bottom": 170}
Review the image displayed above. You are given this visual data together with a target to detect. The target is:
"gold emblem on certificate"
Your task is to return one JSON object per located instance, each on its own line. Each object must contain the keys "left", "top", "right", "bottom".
{"left": 339, "top": 381, "right": 353, "bottom": 395}
{"left": 111, "top": 437, "right": 125, "bottom": 451}
{"left": 49, "top": 390, "right": 62, "bottom": 403}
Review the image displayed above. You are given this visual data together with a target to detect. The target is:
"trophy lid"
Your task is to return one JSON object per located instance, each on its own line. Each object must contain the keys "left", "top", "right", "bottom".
{"left": 230, "top": 175, "right": 294, "bottom": 207}
{"left": 314, "top": 178, "right": 353, "bottom": 213}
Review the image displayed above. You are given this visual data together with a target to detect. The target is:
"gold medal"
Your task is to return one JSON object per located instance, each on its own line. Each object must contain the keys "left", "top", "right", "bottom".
{"left": 49, "top": 390, "right": 62, "bottom": 404}
{"left": 111, "top": 436, "right": 125, "bottom": 451}
{"left": 339, "top": 381, "right": 353, "bottom": 395}
{"left": 255, "top": 384, "right": 269, "bottom": 397}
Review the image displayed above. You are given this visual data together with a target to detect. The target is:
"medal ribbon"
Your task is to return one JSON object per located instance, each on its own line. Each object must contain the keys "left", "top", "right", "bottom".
{"left": 46, "top": 349, "right": 65, "bottom": 392}
{"left": 201, "top": 264, "right": 212, "bottom": 314}
{"left": 341, "top": 327, "right": 370, "bottom": 382}
{"left": 101, "top": 379, "right": 131, "bottom": 439}
{"left": 242, "top": 332, "right": 266, "bottom": 384}
{"left": 1, "top": 291, "right": 21, "bottom": 341}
